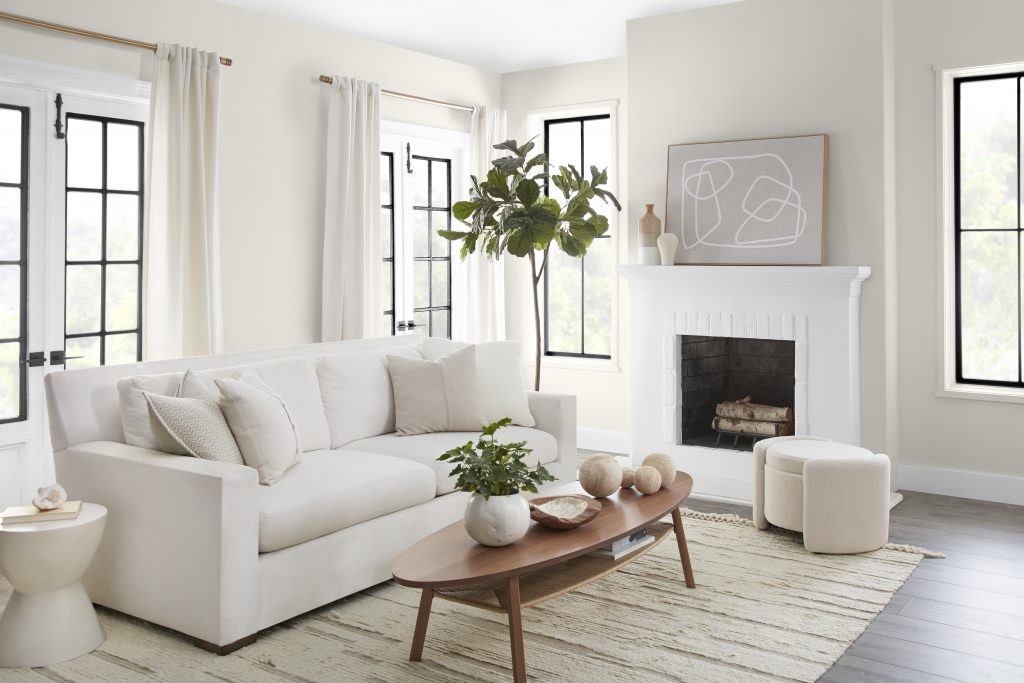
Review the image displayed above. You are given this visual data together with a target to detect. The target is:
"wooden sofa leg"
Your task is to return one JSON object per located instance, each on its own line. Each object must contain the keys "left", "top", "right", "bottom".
{"left": 193, "top": 633, "right": 258, "bottom": 655}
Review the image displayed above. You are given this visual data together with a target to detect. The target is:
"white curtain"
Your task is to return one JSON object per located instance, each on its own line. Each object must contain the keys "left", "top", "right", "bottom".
{"left": 144, "top": 44, "right": 223, "bottom": 360}
{"left": 321, "top": 77, "right": 382, "bottom": 341}
{"left": 466, "top": 106, "right": 508, "bottom": 342}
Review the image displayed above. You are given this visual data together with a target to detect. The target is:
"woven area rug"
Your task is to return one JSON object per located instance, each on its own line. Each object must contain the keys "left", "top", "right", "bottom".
{"left": 0, "top": 510, "right": 935, "bottom": 682}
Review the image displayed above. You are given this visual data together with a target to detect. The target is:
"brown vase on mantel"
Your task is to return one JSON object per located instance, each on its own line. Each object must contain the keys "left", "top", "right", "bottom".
{"left": 638, "top": 204, "right": 661, "bottom": 265}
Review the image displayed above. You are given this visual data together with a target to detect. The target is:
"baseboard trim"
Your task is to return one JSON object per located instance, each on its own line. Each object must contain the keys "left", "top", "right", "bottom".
{"left": 899, "top": 464, "right": 1024, "bottom": 506}
{"left": 577, "top": 428, "right": 629, "bottom": 454}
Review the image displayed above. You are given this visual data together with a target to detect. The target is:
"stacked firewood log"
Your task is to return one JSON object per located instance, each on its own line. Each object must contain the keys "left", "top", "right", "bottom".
{"left": 712, "top": 396, "right": 794, "bottom": 437}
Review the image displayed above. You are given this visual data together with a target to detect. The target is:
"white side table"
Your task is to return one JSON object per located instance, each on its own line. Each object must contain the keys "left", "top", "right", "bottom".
{"left": 0, "top": 503, "right": 107, "bottom": 668}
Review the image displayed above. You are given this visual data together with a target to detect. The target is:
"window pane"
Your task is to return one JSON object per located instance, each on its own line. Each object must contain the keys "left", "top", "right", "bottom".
{"left": 382, "top": 263, "right": 393, "bottom": 313}
{"left": 413, "top": 260, "right": 429, "bottom": 309}
{"left": 959, "top": 78, "right": 1017, "bottom": 230}
{"left": 0, "top": 342, "right": 18, "bottom": 419}
{"left": 547, "top": 121, "right": 581, "bottom": 171}
{"left": 583, "top": 238, "right": 613, "bottom": 356}
{"left": 380, "top": 154, "right": 392, "bottom": 205}
{"left": 66, "top": 336, "right": 100, "bottom": 370}
{"left": 106, "top": 123, "right": 139, "bottom": 191}
{"left": 0, "top": 108, "right": 21, "bottom": 184}
{"left": 0, "top": 187, "right": 20, "bottom": 261}
{"left": 430, "top": 309, "right": 449, "bottom": 339}
{"left": 431, "top": 210, "right": 450, "bottom": 258}
{"left": 410, "top": 157, "right": 428, "bottom": 207}
{"left": 431, "top": 160, "right": 449, "bottom": 208}
{"left": 960, "top": 231, "right": 1018, "bottom": 381}
{"left": 383, "top": 313, "right": 393, "bottom": 335}
{"left": 547, "top": 249, "right": 582, "bottom": 354}
{"left": 105, "top": 333, "right": 138, "bottom": 365}
{"left": 67, "top": 118, "right": 102, "bottom": 189}
{"left": 106, "top": 264, "right": 138, "bottom": 331}
{"left": 0, "top": 265, "right": 20, "bottom": 339}
{"left": 584, "top": 118, "right": 612, "bottom": 172}
{"left": 413, "top": 310, "right": 428, "bottom": 332}
{"left": 66, "top": 265, "right": 102, "bottom": 334}
{"left": 380, "top": 208, "right": 393, "bottom": 258}
{"left": 431, "top": 261, "right": 449, "bottom": 307}
{"left": 66, "top": 192, "right": 103, "bottom": 262}
{"left": 107, "top": 194, "right": 140, "bottom": 261}
{"left": 412, "top": 210, "right": 429, "bottom": 258}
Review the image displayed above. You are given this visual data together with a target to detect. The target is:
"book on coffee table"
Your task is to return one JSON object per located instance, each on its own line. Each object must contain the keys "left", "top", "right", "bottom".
{"left": 0, "top": 500, "right": 82, "bottom": 525}
{"left": 588, "top": 529, "right": 655, "bottom": 560}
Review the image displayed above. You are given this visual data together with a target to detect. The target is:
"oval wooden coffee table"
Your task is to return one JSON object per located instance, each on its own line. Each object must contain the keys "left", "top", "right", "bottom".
{"left": 392, "top": 472, "right": 695, "bottom": 682}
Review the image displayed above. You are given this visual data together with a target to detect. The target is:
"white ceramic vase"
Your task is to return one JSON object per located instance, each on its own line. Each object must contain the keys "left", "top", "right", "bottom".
{"left": 463, "top": 493, "right": 531, "bottom": 546}
{"left": 657, "top": 232, "right": 679, "bottom": 266}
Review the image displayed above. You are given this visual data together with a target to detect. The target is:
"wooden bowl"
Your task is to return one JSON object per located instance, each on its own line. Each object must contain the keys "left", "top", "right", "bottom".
{"left": 528, "top": 495, "right": 602, "bottom": 530}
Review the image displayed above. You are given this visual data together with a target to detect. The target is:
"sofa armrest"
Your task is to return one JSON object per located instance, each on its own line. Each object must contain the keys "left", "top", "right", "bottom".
{"left": 528, "top": 391, "right": 577, "bottom": 480}
{"left": 54, "top": 441, "right": 260, "bottom": 646}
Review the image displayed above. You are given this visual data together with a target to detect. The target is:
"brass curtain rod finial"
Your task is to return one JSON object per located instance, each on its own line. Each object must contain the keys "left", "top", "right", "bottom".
{"left": 319, "top": 75, "right": 333, "bottom": 84}
{"left": 219, "top": 57, "right": 232, "bottom": 66}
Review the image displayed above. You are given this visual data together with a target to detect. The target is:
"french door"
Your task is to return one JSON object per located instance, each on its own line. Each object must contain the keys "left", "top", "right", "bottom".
{"left": 0, "top": 78, "right": 146, "bottom": 509}
{"left": 381, "top": 124, "right": 469, "bottom": 340}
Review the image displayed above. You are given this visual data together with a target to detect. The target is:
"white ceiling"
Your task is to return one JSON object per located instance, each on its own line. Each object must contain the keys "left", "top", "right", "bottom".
{"left": 218, "top": 0, "right": 741, "bottom": 73}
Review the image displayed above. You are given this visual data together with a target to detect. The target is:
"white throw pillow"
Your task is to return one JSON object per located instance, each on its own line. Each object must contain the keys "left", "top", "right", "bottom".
{"left": 387, "top": 346, "right": 486, "bottom": 435}
{"left": 422, "top": 338, "right": 535, "bottom": 427}
{"left": 316, "top": 344, "right": 422, "bottom": 447}
{"left": 215, "top": 374, "right": 301, "bottom": 485}
{"left": 117, "top": 372, "right": 184, "bottom": 449}
{"left": 143, "top": 392, "right": 244, "bottom": 465}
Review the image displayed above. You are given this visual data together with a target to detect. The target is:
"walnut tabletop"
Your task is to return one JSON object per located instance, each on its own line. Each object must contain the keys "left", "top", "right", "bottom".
{"left": 392, "top": 472, "right": 694, "bottom": 589}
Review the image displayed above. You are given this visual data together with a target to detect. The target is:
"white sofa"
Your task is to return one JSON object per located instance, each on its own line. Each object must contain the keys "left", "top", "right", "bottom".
{"left": 44, "top": 335, "right": 576, "bottom": 653}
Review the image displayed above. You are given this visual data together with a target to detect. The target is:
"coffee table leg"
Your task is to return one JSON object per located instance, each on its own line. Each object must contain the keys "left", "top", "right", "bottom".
{"left": 671, "top": 508, "right": 697, "bottom": 588}
{"left": 506, "top": 576, "right": 527, "bottom": 683}
{"left": 409, "top": 588, "right": 433, "bottom": 661}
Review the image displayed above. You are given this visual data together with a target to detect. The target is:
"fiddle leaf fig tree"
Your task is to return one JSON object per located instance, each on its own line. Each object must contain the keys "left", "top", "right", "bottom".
{"left": 440, "top": 138, "right": 620, "bottom": 390}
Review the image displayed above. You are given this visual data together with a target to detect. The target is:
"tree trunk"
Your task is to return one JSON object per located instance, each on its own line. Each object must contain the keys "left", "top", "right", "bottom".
{"left": 529, "top": 250, "right": 542, "bottom": 391}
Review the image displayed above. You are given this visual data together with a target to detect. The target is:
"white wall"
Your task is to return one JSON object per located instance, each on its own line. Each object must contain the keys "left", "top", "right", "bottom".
{"left": 0, "top": 0, "right": 500, "bottom": 351}
{"left": 893, "top": 0, "right": 1024, "bottom": 497}
{"left": 626, "top": 0, "right": 895, "bottom": 461}
{"left": 501, "top": 59, "right": 631, "bottom": 442}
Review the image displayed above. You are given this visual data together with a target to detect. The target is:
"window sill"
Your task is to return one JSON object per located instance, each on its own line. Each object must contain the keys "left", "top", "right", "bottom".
{"left": 935, "top": 382, "right": 1024, "bottom": 405}
{"left": 525, "top": 357, "right": 621, "bottom": 374}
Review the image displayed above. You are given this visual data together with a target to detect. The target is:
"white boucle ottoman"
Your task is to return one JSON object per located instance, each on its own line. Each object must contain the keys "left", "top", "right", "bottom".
{"left": 753, "top": 436, "right": 890, "bottom": 554}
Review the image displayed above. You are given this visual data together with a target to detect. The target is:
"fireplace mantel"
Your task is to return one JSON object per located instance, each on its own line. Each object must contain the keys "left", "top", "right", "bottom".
{"left": 619, "top": 264, "right": 871, "bottom": 503}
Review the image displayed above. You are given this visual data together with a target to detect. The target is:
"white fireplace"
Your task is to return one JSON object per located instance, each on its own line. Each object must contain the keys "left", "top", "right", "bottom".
{"left": 619, "top": 265, "right": 870, "bottom": 502}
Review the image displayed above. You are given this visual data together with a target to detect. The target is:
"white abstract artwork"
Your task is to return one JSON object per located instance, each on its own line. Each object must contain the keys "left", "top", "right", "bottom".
{"left": 665, "top": 135, "right": 827, "bottom": 264}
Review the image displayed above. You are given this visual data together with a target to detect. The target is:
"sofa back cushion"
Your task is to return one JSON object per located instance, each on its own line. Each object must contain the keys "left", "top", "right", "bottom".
{"left": 317, "top": 344, "right": 422, "bottom": 447}
{"left": 118, "top": 372, "right": 185, "bottom": 450}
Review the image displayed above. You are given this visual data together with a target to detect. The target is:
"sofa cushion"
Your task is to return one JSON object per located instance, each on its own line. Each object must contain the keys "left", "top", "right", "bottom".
{"left": 765, "top": 440, "right": 874, "bottom": 475}
{"left": 216, "top": 375, "right": 302, "bottom": 485}
{"left": 257, "top": 450, "right": 435, "bottom": 552}
{"left": 387, "top": 346, "right": 485, "bottom": 435}
{"left": 143, "top": 392, "right": 244, "bottom": 464}
{"left": 316, "top": 344, "right": 422, "bottom": 447}
{"left": 117, "top": 372, "right": 184, "bottom": 449}
{"left": 341, "top": 426, "right": 558, "bottom": 496}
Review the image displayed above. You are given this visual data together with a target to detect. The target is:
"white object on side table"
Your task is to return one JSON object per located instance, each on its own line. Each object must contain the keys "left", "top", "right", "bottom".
{"left": 0, "top": 503, "right": 107, "bottom": 668}
{"left": 753, "top": 436, "right": 890, "bottom": 554}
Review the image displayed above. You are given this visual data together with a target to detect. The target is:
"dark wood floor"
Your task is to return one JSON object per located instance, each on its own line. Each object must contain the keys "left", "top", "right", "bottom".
{"left": 685, "top": 492, "right": 1024, "bottom": 682}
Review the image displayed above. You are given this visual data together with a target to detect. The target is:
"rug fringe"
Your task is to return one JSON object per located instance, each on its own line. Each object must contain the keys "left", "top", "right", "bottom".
{"left": 679, "top": 508, "right": 945, "bottom": 558}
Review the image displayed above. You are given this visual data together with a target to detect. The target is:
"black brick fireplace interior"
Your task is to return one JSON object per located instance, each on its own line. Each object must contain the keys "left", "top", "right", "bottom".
{"left": 679, "top": 335, "right": 796, "bottom": 451}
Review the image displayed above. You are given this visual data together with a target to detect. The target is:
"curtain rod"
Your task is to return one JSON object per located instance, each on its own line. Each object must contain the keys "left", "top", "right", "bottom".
{"left": 317, "top": 75, "right": 473, "bottom": 113}
{"left": 0, "top": 10, "right": 233, "bottom": 66}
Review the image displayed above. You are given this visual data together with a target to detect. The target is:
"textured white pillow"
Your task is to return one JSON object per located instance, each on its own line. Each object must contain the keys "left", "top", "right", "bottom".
{"left": 316, "top": 344, "right": 422, "bottom": 447}
{"left": 144, "top": 392, "right": 244, "bottom": 465}
{"left": 422, "top": 338, "right": 535, "bottom": 427}
{"left": 117, "top": 372, "right": 185, "bottom": 449}
{"left": 215, "top": 375, "right": 301, "bottom": 485}
{"left": 387, "top": 346, "right": 486, "bottom": 435}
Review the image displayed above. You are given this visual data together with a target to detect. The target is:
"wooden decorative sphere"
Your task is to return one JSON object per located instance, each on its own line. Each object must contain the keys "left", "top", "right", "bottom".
{"left": 634, "top": 466, "right": 662, "bottom": 495}
{"left": 579, "top": 454, "right": 622, "bottom": 498}
{"left": 620, "top": 468, "right": 635, "bottom": 489}
{"left": 642, "top": 453, "right": 676, "bottom": 488}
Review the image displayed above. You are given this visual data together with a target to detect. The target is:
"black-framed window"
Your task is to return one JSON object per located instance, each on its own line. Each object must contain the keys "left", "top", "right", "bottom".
{"left": 409, "top": 154, "right": 451, "bottom": 339}
{"left": 543, "top": 114, "right": 613, "bottom": 359}
{"left": 0, "top": 104, "right": 28, "bottom": 423}
{"left": 64, "top": 114, "right": 144, "bottom": 369}
{"left": 954, "top": 73, "right": 1024, "bottom": 388}
{"left": 381, "top": 151, "right": 396, "bottom": 334}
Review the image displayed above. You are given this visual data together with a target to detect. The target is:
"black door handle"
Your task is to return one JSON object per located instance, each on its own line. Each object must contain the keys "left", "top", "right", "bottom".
{"left": 50, "top": 350, "right": 84, "bottom": 366}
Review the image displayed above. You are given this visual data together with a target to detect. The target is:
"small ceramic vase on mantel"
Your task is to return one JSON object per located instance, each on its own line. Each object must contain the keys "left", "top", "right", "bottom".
{"left": 638, "top": 204, "right": 661, "bottom": 265}
{"left": 657, "top": 232, "right": 679, "bottom": 266}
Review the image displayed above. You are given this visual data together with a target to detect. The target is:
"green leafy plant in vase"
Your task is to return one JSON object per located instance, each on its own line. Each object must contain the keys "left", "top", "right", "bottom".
{"left": 440, "top": 139, "right": 620, "bottom": 391}
{"left": 438, "top": 418, "right": 555, "bottom": 546}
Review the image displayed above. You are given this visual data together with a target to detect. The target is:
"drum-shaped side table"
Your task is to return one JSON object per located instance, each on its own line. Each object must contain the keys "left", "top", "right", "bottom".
{"left": 0, "top": 503, "right": 107, "bottom": 668}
